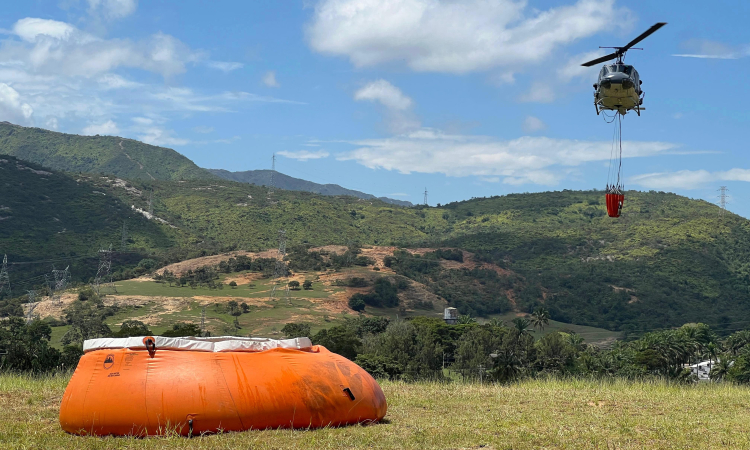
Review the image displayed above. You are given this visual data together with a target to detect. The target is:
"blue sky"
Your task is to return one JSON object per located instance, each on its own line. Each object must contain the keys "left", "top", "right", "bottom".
{"left": 1, "top": 1, "right": 748, "bottom": 215}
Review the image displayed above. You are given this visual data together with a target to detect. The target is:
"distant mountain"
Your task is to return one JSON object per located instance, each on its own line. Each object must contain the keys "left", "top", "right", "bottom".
{"left": 0, "top": 122, "right": 213, "bottom": 181}
{"left": 207, "top": 169, "right": 413, "bottom": 207}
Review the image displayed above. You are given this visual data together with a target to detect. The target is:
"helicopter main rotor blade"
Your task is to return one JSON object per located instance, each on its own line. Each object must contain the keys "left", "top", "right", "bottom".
{"left": 581, "top": 52, "right": 619, "bottom": 67}
{"left": 621, "top": 22, "right": 667, "bottom": 52}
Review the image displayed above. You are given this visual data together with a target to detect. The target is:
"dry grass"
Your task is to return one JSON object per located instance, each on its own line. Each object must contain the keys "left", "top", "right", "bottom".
{"left": 2, "top": 374, "right": 750, "bottom": 449}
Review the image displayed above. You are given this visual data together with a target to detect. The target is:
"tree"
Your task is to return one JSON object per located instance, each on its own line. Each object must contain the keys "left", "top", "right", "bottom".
{"left": 348, "top": 295, "right": 366, "bottom": 312}
{"left": 0, "top": 318, "right": 61, "bottom": 372}
{"left": 282, "top": 322, "right": 312, "bottom": 339}
{"left": 531, "top": 307, "right": 550, "bottom": 332}
{"left": 112, "top": 320, "right": 151, "bottom": 338}
{"left": 229, "top": 281, "right": 237, "bottom": 289}
{"left": 511, "top": 318, "right": 532, "bottom": 338}
{"left": 313, "top": 326, "right": 361, "bottom": 360}
{"left": 288, "top": 280, "right": 300, "bottom": 290}
{"left": 62, "top": 295, "right": 113, "bottom": 345}
{"left": 227, "top": 300, "right": 241, "bottom": 317}
{"left": 457, "top": 315, "right": 476, "bottom": 324}
{"left": 240, "top": 302, "right": 250, "bottom": 313}
{"left": 162, "top": 323, "right": 201, "bottom": 337}
{"left": 303, "top": 280, "right": 313, "bottom": 290}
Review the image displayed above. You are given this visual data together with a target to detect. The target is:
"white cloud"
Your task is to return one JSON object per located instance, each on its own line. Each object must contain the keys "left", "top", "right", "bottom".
{"left": 263, "top": 70, "right": 280, "bottom": 87}
{"left": 5, "top": 19, "right": 199, "bottom": 78}
{"left": 307, "top": 0, "right": 629, "bottom": 74}
{"left": 522, "top": 116, "right": 546, "bottom": 133}
{"left": 13, "top": 18, "right": 79, "bottom": 42}
{"left": 519, "top": 82, "right": 556, "bottom": 103}
{"left": 131, "top": 117, "right": 153, "bottom": 125}
{"left": 206, "top": 61, "right": 244, "bottom": 72}
{"left": 630, "top": 169, "right": 750, "bottom": 190}
{"left": 45, "top": 117, "right": 58, "bottom": 130}
{"left": 338, "top": 128, "right": 676, "bottom": 185}
{"left": 673, "top": 40, "right": 750, "bottom": 59}
{"left": 558, "top": 50, "right": 605, "bottom": 81}
{"left": 137, "top": 126, "right": 189, "bottom": 146}
{"left": 82, "top": 119, "right": 119, "bottom": 135}
{"left": 193, "top": 125, "right": 214, "bottom": 134}
{"left": 0, "top": 83, "right": 33, "bottom": 125}
{"left": 97, "top": 74, "right": 141, "bottom": 89}
{"left": 354, "top": 79, "right": 420, "bottom": 133}
{"left": 354, "top": 79, "right": 412, "bottom": 110}
{"left": 278, "top": 149, "right": 330, "bottom": 161}
{"left": 87, "top": 0, "right": 138, "bottom": 19}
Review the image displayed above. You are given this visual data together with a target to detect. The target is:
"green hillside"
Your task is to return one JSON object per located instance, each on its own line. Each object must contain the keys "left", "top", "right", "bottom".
{"left": 0, "top": 122, "right": 212, "bottom": 181}
{"left": 4, "top": 156, "right": 750, "bottom": 334}
{"left": 97, "top": 176, "right": 750, "bottom": 334}
{"left": 0, "top": 155, "right": 189, "bottom": 294}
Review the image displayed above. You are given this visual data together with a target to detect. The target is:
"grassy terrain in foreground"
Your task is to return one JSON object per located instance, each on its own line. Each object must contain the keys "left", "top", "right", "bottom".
{"left": 3, "top": 374, "right": 750, "bottom": 449}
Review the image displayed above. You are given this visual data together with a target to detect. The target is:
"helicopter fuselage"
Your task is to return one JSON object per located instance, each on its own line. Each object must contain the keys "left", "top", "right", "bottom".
{"left": 593, "top": 64, "right": 643, "bottom": 115}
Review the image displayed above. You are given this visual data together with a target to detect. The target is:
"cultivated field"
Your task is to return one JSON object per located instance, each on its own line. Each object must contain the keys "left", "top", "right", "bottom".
{"left": 3, "top": 374, "right": 750, "bottom": 449}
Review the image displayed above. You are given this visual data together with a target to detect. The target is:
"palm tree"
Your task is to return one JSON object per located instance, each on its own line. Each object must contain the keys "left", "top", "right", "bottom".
{"left": 530, "top": 307, "right": 550, "bottom": 332}
{"left": 710, "top": 357, "right": 732, "bottom": 382}
{"left": 511, "top": 317, "right": 532, "bottom": 337}
{"left": 487, "top": 318, "right": 504, "bottom": 328}
{"left": 457, "top": 315, "right": 476, "bottom": 325}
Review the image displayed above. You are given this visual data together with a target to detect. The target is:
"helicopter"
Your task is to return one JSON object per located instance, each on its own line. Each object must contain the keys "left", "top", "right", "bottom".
{"left": 582, "top": 22, "right": 666, "bottom": 116}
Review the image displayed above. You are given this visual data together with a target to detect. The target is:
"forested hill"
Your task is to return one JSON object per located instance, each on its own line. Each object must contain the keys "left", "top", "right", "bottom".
{"left": 0, "top": 122, "right": 213, "bottom": 181}
{"left": 208, "top": 168, "right": 413, "bottom": 207}
{"left": 0, "top": 155, "right": 187, "bottom": 295}
{"left": 4, "top": 155, "right": 750, "bottom": 333}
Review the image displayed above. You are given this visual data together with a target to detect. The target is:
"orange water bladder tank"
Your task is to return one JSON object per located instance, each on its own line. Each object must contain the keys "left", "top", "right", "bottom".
{"left": 59, "top": 336, "right": 387, "bottom": 436}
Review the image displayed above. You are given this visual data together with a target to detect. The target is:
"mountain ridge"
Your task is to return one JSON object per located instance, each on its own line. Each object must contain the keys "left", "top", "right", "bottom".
{"left": 208, "top": 168, "right": 413, "bottom": 207}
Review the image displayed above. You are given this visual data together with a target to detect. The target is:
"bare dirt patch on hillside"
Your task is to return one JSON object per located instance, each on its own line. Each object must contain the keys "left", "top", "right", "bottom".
{"left": 155, "top": 250, "right": 281, "bottom": 276}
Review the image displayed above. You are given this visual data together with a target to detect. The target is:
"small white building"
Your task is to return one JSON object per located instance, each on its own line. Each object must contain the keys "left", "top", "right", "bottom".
{"left": 444, "top": 307, "right": 458, "bottom": 325}
{"left": 688, "top": 360, "right": 714, "bottom": 381}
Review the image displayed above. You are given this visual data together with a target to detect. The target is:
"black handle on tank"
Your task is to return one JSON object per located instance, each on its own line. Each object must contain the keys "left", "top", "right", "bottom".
{"left": 343, "top": 387, "right": 355, "bottom": 401}
{"left": 144, "top": 338, "right": 156, "bottom": 358}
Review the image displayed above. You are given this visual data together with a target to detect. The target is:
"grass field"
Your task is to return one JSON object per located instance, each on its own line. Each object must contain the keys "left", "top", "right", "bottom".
{"left": 3, "top": 373, "right": 750, "bottom": 449}
{"left": 487, "top": 312, "right": 623, "bottom": 346}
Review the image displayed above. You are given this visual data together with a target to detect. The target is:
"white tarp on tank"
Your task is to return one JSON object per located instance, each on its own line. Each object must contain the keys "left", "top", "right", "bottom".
{"left": 83, "top": 336, "right": 313, "bottom": 353}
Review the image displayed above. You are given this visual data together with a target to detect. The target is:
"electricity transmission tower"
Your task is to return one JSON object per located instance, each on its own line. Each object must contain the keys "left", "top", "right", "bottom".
{"left": 94, "top": 245, "right": 115, "bottom": 295}
{"left": 423, "top": 187, "right": 428, "bottom": 206}
{"left": 200, "top": 306, "right": 206, "bottom": 337}
{"left": 25, "top": 290, "right": 38, "bottom": 323}
{"left": 269, "top": 229, "right": 287, "bottom": 302}
{"left": 121, "top": 221, "right": 128, "bottom": 251}
{"left": 0, "top": 254, "right": 10, "bottom": 298}
{"left": 718, "top": 186, "right": 729, "bottom": 216}
{"left": 268, "top": 153, "right": 276, "bottom": 198}
{"left": 48, "top": 266, "right": 71, "bottom": 304}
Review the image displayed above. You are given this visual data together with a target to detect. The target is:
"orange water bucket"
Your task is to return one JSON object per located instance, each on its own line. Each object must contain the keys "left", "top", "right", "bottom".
{"left": 59, "top": 336, "right": 387, "bottom": 436}
{"left": 605, "top": 193, "right": 624, "bottom": 218}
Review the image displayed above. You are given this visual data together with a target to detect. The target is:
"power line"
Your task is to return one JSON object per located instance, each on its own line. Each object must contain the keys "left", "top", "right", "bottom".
{"left": 268, "top": 153, "right": 276, "bottom": 198}
{"left": 94, "top": 245, "right": 115, "bottom": 295}
{"left": 25, "top": 290, "right": 38, "bottom": 323}
{"left": 0, "top": 254, "right": 10, "bottom": 298}
{"left": 269, "top": 229, "right": 287, "bottom": 302}
{"left": 47, "top": 266, "right": 70, "bottom": 304}
{"left": 121, "top": 221, "right": 128, "bottom": 252}
{"left": 718, "top": 186, "right": 728, "bottom": 216}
